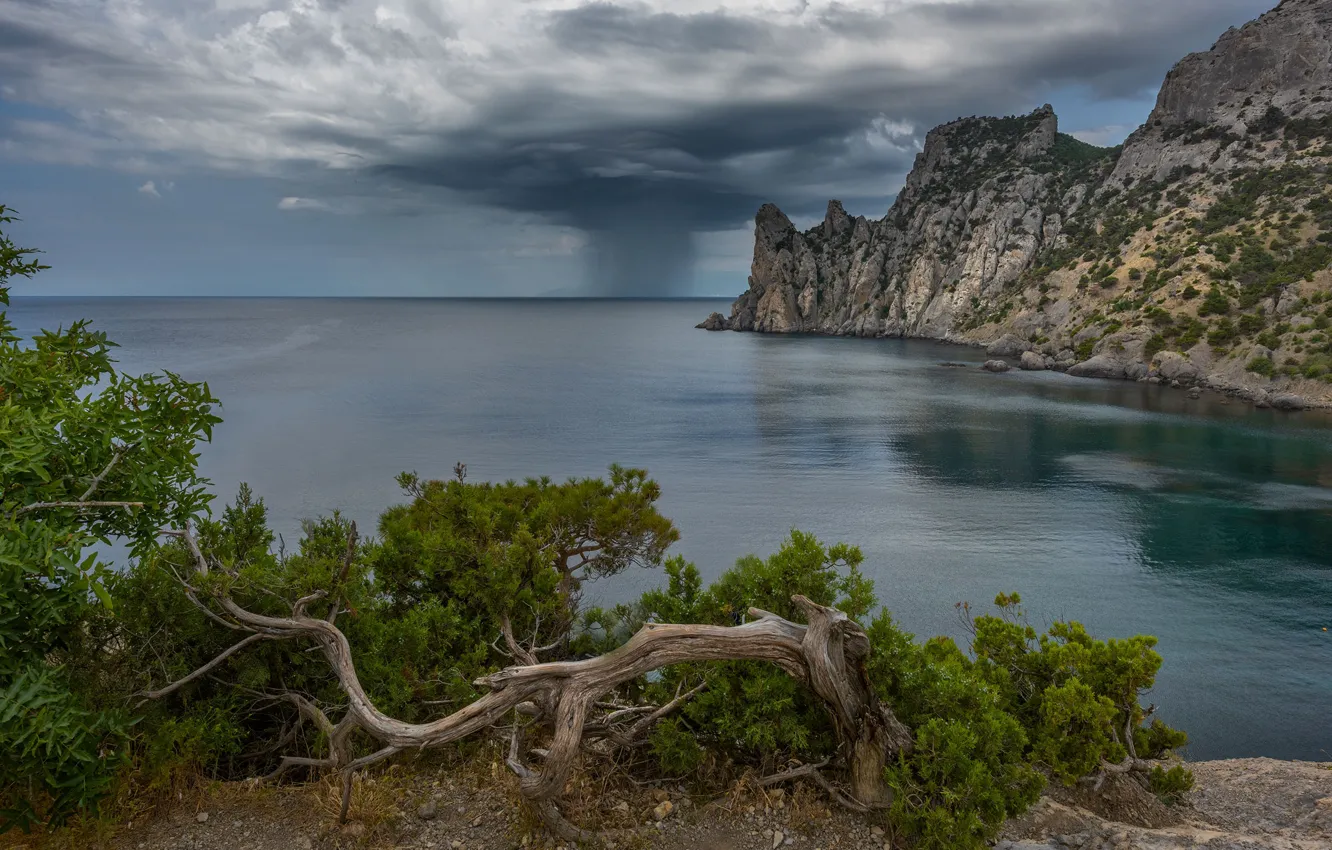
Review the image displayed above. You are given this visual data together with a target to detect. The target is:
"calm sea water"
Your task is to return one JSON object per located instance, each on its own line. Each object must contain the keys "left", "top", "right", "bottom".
{"left": 10, "top": 297, "right": 1332, "bottom": 761}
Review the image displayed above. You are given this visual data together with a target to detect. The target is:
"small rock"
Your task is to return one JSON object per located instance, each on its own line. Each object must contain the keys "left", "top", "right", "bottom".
{"left": 651, "top": 788, "right": 671, "bottom": 804}
{"left": 1188, "top": 387, "right": 1203, "bottom": 399}
{"left": 195, "top": 812, "right": 209, "bottom": 824}
{"left": 418, "top": 801, "right": 439, "bottom": 820}
{"left": 772, "top": 830, "right": 785, "bottom": 849}
{"left": 982, "top": 359, "right": 1012, "bottom": 373}
{"left": 697, "top": 312, "right": 728, "bottom": 331}
{"left": 452, "top": 842, "right": 463, "bottom": 849}
{"left": 1067, "top": 354, "right": 1128, "bottom": 380}
{"left": 653, "top": 800, "right": 675, "bottom": 821}
{"left": 1271, "top": 393, "right": 1306, "bottom": 411}
{"left": 295, "top": 837, "right": 313, "bottom": 850}
{"left": 986, "top": 333, "right": 1028, "bottom": 357}
{"left": 871, "top": 826, "right": 885, "bottom": 838}
{"left": 612, "top": 801, "right": 630, "bottom": 813}
{"left": 1020, "top": 350, "right": 1047, "bottom": 371}
{"left": 341, "top": 822, "right": 366, "bottom": 838}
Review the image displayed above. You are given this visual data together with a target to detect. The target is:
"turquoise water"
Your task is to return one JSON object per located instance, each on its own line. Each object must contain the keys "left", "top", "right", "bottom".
{"left": 9, "top": 297, "right": 1332, "bottom": 761}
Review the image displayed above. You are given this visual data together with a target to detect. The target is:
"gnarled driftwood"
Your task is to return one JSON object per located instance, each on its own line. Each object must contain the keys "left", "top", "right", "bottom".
{"left": 151, "top": 524, "right": 912, "bottom": 841}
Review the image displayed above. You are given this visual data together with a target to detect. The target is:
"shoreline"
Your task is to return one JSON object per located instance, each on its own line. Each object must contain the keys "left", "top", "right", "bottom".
{"left": 698, "top": 314, "right": 1332, "bottom": 413}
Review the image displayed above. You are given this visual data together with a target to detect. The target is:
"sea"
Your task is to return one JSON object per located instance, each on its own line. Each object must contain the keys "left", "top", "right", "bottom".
{"left": 8, "top": 296, "right": 1332, "bottom": 761}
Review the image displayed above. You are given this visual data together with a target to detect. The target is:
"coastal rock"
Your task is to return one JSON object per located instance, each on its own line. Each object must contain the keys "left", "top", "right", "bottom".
{"left": 697, "top": 312, "right": 729, "bottom": 331}
{"left": 1271, "top": 393, "right": 1307, "bottom": 411}
{"left": 983, "top": 359, "right": 1013, "bottom": 373}
{"left": 1020, "top": 351, "right": 1048, "bottom": 371}
{"left": 1067, "top": 355, "right": 1128, "bottom": 380}
{"left": 1153, "top": 352, "right": 1201, "bottom": 384}
{"left": 708, "top": 0, "right": 1332, "bottom": 407}
{"left": 988, "top": 334, "right": 1029, "bottom": 358}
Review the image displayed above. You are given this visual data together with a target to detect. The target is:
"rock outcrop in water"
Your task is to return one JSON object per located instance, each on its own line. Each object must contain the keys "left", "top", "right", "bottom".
{"left": 704, "top": 0, "right": 1332, "bottom": 408}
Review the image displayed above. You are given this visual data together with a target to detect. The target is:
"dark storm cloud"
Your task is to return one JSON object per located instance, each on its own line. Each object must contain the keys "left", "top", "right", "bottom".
{"left": 0, "top": 0, "right": 1278, "bottom": 294}
{"left": 547, "top": 3, "right": 774, "bottom": 55}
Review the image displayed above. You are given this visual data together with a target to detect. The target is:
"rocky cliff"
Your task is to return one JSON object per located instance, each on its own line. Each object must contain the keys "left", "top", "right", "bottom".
{"left": 704, "top": 0, "right": 1332, "bottom": 409}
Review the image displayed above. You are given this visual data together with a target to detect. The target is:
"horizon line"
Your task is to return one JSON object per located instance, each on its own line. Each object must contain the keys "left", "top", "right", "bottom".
{"left": 8, "top": 294, "right": 739, "bottom": 301}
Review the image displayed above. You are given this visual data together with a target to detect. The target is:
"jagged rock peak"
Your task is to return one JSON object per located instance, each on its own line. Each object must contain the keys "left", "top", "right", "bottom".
{"left": 755, "top": 202, "right": 796, "bottom": 247}
{"left": 823, "top": 200, "right": 851, "bottom": 240}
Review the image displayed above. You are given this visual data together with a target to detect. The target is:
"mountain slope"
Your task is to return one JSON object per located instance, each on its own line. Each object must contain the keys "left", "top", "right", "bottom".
{"left": 704, "top": 0, "right": 1332, "bottom": 408}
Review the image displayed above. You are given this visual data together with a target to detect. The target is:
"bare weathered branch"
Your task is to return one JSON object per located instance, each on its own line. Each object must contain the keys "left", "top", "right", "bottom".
{"left": 153, "top": 523, "right": 912, "bottom": 842}
{"left": 80, "top": 440, "right": 140, "bottom": 501}
{"left": 758, "top": 760, "right": 874, "bottom": 813}
{"left": 138, "top": 632, "right": 270, "bottom": 703}
{"left": 500, "top": 614, "right": 539, "bottom": 666}
{"left": 17, "top": 500, "right": 145, "bottom": 516}
{"left": 327, "top": 522, "right": 358, "bottom": 624}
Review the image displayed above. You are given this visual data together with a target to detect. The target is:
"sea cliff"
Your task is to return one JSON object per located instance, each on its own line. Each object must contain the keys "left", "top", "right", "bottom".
{"left": 704, "top": 0, "right": 1332, "bottom": 410}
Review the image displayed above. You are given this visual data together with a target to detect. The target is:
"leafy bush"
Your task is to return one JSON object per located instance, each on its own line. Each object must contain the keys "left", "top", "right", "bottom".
{"left": 630, "top": 532, "right": 873, "bottom": 770}
{"left": 1246, "top": 356, "right": 1275, "bottom": 377}
{"left": 1207, "top": 318, "right": 1238, "bottom": 348}
{"left": 1149, "top": 764, "right": 1195, "bottom": 804}
{"left": 868, "top": 617, "right": 1042, "bottom": 850}
{"left": 0, "top": 207, "right": 219, "bottom": 832}
{"left": 1144, "top": 334, "right": 1167, "bottom": 359}
{"left": 1198, "top": 286, "right": 1231, "bottom": 316}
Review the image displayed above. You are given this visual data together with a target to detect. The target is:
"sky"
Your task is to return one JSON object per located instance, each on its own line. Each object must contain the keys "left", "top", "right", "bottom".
{"left": 0, "top": 0, "right": 1278, "bottom": 298}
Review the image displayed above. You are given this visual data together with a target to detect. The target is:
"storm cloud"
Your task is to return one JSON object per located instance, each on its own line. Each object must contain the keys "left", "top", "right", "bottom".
{"left": 0, "top": 0, "right": 1276, "bottom": 295}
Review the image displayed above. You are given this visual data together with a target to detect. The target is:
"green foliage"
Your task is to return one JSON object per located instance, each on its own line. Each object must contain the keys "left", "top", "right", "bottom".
{"left": 0, "top": 668, "right": 132, "bottom": 832}
{"left": 1144, "top": 334, "right": 1166, "bottom": 359}
{"left": 968, "top": 596, "right": 1188, "bottom": 787}
{"left": 632, "top": 532, "right": 873, "bottom": 768}
{"left": 1246, "top": 356, "right": 1275, "bottom": 377}
{"left": 369, "top": 464, "right": 677, "bottom": 711}
{"left": 868, "top": 616, "right": 1042, "bottom": 850}
{"left": 648, "top": 718, "right": 705, "bottom": 777}
{"left": 1049, "top": 133, "right": 1117, "bottom": 168}
{"left": 1149, "top": 764, "right": 1195, "bottom": 804}
{"left": 105, "top": 462, "right": 680, "bottom": 792}
{"left": 1207, "top": 318, "right": 1238, "bottom": 349}
{"left": 0, "top": 208, "right": 220, "bottom": 831}
{"left": 1197, "top": 286, "right": 1231, "bottom": 316}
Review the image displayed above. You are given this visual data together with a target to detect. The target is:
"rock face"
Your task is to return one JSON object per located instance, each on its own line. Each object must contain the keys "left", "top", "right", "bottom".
{"left": 724, "top": 105, "right": 1092, "bottom": 341}
{"left": 712, "top": 0, "right": 1332, "bottom": 408}
{"left": 1001, "top": 758, "right": 1332, "bottom": 850}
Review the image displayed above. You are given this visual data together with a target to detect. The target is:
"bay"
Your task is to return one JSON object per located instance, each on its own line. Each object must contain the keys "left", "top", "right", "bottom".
{"left": 9, "top": 296, "right": 1332, "bottom": 761}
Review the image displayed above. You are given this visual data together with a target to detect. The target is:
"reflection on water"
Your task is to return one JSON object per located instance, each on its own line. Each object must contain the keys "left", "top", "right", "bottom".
{"left": 9, "top": 297, "right": 1332, "bottom": 761}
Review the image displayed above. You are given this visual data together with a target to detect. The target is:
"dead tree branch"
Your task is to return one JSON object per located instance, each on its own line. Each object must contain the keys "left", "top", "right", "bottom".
{"left": 758, "top": 759, "right": 873, "bottom": 813}
{"left": 151, "top": 523, "right": 912, "bottom": 841}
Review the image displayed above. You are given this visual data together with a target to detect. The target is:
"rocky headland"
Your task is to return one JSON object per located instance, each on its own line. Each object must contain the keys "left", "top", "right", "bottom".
{"left": 702, "top": 0, "right": 1332, "bottom": 410}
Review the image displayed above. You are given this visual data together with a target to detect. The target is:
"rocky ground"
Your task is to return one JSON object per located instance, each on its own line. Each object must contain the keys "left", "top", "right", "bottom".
{"left": 5, "top": 759, "right": 1329, "bottom": 850}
